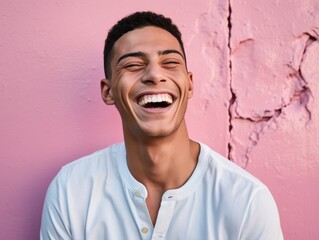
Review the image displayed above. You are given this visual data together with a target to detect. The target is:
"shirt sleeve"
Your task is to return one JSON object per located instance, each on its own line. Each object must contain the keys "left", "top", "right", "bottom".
{"left": 40, "top": 170, "right": 72, "bottom": 240}
{"left": 239, "top": 187, "right": 284, "bottom": 240}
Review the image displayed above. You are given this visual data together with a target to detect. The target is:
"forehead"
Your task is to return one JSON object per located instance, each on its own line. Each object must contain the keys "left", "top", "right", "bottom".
{"left": 112, "top": 26, "right": 182, "bottom": 59}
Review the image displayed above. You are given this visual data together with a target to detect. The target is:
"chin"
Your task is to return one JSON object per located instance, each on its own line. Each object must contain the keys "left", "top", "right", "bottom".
{"left": 141, "top": 128, "right": 173, "bottom": 138}
{"left": 138, "top": 122, "right": 181, "bottom": 139}
{"left": 124, "top": 117, "right": 186, "bottom": 140}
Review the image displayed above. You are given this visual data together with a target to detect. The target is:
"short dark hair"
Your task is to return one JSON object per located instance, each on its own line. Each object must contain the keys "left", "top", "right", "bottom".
{"left": 103, "top": 11, "right": 186, "bottom": 79}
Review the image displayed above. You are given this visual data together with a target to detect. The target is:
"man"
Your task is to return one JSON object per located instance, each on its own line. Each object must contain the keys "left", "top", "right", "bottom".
{"left": 41, "top": 11, "right": 283, "bottom": 239}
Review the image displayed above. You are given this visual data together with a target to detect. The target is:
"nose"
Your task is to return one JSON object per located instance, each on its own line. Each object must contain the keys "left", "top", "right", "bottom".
{"left": 141, "top": 62, "right": 166, "bottom": 85}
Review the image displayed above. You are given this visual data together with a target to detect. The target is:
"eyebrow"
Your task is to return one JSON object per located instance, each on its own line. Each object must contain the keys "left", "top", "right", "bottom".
{"left": 117, "top": 49, "right": 185, "bottom": 64}
{"left": 159, "top": 49, "right": 185, "bottom": 59}
{"left": 117, "top": 52, "right": 146, "bottom": 64}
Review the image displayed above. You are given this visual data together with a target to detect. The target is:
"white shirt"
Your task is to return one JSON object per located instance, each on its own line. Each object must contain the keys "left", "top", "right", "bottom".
{"left": 40, "top": 142, "right": 283, "bottom": 239}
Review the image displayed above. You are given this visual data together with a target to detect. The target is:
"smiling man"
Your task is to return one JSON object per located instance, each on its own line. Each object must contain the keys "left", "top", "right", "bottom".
{"left": 40, "top": 11, "right": 283, "bottom": 239}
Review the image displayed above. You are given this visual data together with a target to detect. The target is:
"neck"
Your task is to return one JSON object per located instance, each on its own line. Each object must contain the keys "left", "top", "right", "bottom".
{"left": 124, "top": 121, "right": 200, "bottom": 192}
{"left": 123, "top": 120, "right": 200, "bottom": 225}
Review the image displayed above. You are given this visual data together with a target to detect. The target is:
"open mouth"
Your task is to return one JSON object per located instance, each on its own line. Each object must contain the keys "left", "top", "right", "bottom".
{"left": 137, "top": 93, "right": 173, "bottom": 108}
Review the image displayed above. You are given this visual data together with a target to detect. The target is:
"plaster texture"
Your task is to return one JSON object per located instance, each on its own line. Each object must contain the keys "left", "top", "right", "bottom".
{"left": 228, "top": 1, "right": 319, "bottom": 238}
{"left": 0, "top": 0, "right": 318, "bottom": 239}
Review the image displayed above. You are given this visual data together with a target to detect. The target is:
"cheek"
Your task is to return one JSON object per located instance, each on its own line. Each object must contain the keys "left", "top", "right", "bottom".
{"left": 113, "top": 78, "right": 136, "bottom": 101}
{"left": 168, "top": 72, "right": 191, "bottom": 90}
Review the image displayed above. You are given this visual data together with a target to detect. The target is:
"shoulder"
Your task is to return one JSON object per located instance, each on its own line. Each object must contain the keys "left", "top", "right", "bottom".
{"left": 60, "top": 143, "right": 124, "bottom": 175}
{"left": 54, "top": 142, "right": 125, "bottom": 186}
{"left": 40, "top": 142, "right": 127, "bottom": 239}
{"left": 199, "top": 142, "right": 265, "bottom": 189}
{"left": 199, "top": 142, "right": 270, "bottom": 221}
{"left": 198, "top": 143, "right": 283, "bottom": 239}
{"left": 43, "top": 142, "right": 126, "bottom": 213}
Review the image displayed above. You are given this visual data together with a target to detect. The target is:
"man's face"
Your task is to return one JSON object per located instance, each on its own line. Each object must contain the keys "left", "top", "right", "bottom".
{"left": 101, "top": 26, "right": 193, "bottom": 139}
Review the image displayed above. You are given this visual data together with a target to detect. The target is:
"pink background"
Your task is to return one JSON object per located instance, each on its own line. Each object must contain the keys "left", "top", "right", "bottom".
{"left": 1, "top": 1, "right": 318, "bottom": 239}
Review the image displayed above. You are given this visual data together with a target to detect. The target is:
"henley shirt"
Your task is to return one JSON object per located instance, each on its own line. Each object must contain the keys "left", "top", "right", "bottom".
{"left": 40, "top": 142, "right": 283, "bottom": 239}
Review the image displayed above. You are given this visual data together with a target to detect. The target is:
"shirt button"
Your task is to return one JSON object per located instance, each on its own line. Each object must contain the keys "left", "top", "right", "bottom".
{"left": 135, "top": 190, "right": 142, "bottom": 197}
{"left": 141, "top": 227, "right": 149, "bottom": 234}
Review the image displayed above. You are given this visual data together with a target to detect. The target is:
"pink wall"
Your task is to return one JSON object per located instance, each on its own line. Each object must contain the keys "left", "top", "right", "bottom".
{"left": 0, "top": 1, "right": 318, "bottom": 239}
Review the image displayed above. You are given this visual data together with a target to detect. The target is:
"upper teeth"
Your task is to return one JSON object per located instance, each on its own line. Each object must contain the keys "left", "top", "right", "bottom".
{"left": 138, "top": 94, "right": 173, "bottom": 106}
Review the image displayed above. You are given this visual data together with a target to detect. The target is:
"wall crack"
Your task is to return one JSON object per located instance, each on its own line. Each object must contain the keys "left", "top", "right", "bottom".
{"left": 227, "top": 0, "right": 235, "bottom": 161}
{"left": 229, "top": 32, "right": 316, "bottom": 168}
{"left": 226, "top": 3, "right": 317, "bottom": 168}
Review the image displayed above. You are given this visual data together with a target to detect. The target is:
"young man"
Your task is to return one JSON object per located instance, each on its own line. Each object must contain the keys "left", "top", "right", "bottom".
{"left": 41, "top": 11, "right": 283, "bottom": 239}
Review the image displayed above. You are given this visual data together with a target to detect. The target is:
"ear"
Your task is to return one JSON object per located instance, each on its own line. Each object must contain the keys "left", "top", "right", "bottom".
{"left": 187, "top": 72, "right": 194, "bottom": 99}
{"left": 100, "top": 79, "right": 115, "bottom": 105}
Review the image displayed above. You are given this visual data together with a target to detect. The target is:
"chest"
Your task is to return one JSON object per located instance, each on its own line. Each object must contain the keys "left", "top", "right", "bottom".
{"left": 67, "top": 185, "right": 240, "bottom": 240}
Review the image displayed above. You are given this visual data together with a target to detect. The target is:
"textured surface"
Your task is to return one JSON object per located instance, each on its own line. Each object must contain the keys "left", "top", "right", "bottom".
{"left": 229, "top": 1, "right": 319, "bottom": 239}
{"left": 0, "top": 0, "right": 318, "bottom": 239}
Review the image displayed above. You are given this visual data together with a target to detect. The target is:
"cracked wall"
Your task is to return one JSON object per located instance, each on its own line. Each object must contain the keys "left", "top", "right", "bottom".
{"left": 185, "top": 0, "right": 231, "bottom": 154}
{"left": 228, "top": 1, "right": 319, "bottom": 239}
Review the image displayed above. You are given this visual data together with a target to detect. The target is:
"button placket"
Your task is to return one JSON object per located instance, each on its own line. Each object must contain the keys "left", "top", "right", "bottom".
{"left": 152, "top": 199, "right": 176, "bottom": 239}
{"left": 132, "top": 189, "right": 153, "bottom": 239}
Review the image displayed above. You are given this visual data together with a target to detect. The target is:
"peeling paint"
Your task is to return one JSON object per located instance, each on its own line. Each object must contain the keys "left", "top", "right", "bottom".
{"left": 228, "top": 16, "right": 317, "bottom": 167}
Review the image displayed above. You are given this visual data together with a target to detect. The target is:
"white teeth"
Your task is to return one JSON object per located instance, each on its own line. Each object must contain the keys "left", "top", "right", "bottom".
{"left": 138, "top": 93, "right": 173, "bottom": 106}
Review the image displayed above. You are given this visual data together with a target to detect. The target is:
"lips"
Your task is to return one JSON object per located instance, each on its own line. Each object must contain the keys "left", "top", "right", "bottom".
{"left": 137, "top": 93, "right": 174, "bottom": 108}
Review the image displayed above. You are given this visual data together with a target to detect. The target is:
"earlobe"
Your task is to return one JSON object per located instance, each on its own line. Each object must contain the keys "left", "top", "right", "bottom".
{"left": 187, "top": 72, "right": 194, "bottom": 99}
{"left": 100, "top": 79, "right": 115, "bottom": 105}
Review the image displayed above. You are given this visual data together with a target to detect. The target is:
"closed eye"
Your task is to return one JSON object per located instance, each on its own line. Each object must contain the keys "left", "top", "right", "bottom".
{"left": 162, "top": 61, "right": 180, "bottom": 69}
{"left": 123, "top": 63, "right": 145, "bottom": 71}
